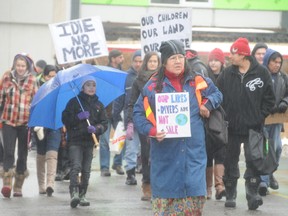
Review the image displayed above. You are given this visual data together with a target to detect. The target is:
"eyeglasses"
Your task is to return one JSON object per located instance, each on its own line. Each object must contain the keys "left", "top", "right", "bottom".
{"left": 168, "top": 55, "right": 185, "bottom": 62}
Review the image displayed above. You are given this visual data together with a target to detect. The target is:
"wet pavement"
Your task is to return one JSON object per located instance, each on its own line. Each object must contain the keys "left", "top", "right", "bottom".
{"left": 0, "top": 149, "right": 287, "bottom": 216}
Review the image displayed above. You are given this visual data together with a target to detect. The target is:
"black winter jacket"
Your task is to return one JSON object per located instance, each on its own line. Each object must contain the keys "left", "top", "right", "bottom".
{"left": 62, "top": 92, "right": 108, "bottom": 146}
{"left": 217, "top": 57, "right": 275, "bottom": 135}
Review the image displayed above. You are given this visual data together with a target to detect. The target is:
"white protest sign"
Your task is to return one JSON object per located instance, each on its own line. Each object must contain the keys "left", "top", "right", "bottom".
{"left": 155, "top": 92, "right": 191, "bottom": 138}
{"left": 49, "top": 17, "right": 108, "bottom": 64}
{"left": 141, "top": 8, "right": 192, "bottom": 54}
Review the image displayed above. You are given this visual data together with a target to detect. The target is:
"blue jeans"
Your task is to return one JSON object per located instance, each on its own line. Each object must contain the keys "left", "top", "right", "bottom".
{"left": 69, "top": 145, "right": 93, "bottom": 188}
{"left": 261, "top": 124, "right": 283, "bottom": 185}
{"left": 99, "top": 120, "right": 123, "bottom": 170}
{"left": 36, "top": 128, "right": 61, "bottom": 155}
{"left": 124, "top": 130, "right": 140, "bottom": 171}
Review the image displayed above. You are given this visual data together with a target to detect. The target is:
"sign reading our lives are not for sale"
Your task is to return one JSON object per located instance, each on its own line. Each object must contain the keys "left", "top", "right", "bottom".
{"left": 155, "top": 92, "right": 191, "bottom": 138}
{"left": 49, "top": 17, "right": 108, "bottom": 64}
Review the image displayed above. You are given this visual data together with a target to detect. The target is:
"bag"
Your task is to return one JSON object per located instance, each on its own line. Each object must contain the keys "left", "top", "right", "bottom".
{"left": 246, "top": 129, "right": 278, "bottom": 175}
{"left": 110, "top": 121, "right": 126, "bottom": 155}
{"left": 206, "top": 105, "right": 228, "bottom": 146}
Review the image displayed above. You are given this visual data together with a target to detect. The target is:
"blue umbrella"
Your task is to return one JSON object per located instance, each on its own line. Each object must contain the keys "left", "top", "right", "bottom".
{"left": 28, "top": 64, "right": 127, "bottom": 130}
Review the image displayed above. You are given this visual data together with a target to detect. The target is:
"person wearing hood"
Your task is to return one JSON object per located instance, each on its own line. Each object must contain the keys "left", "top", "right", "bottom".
{"left": 112, "top": 50, "right": 143, "bottom": 185}
{"left": 217, "top": 38, "right": 275, "bottom": 210}
{"left": 251, "top": 43, "right": 268, "bottom": 65}
{"left": 0, "top": 53, "right": 38, "bottom": 198}
{"left": 126, "top": 51, "right": 160, "bottom": 201}
{"left": 62, "top": 76, "right": 108, "bottom": 208}
{"left": 258, "top": 48, "right": 288, "bottom": 196}
{"left": 133, "top": 40, "right": 222, "bottom": 215}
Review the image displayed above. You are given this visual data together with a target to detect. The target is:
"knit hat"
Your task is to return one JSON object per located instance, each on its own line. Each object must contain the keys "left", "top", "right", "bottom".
{"left": 208, "top": 48, "right": 225, "bottom": 65}
{"left": 160, "top": 40, "right": 185, "bottom": 64}
{"left": 43, "top": 65, "right": 56, "bottom": 76}
{"left": 132, "top": 50, "right": 141, "bottom": 60}
{"left": 251, "top": 43, "right": 268, "bottom": 56}
{"left": 230, "top": 37, "right": 251, "bottom": 56}
{"left": 81, "top": 75, "right": 96, "bottom": 89}
{"left": 108, "top": 49, "right": 122, "bottom": 61}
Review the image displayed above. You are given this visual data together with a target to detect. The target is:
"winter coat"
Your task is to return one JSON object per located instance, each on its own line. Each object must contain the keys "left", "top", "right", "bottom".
{"left": 0, "top": 70, "right": 38, "bottom": 126}
{"left": 112, "top": 66, "right": 138, "bottom": 128}
{"left": 263, "top": 48, "right": 288, "bottom": 106}
{"left": 217, "top": 57, "right": 275, "bottom": 135}
{"left": 133, "top": 70, "right": 223, "bottom": 198}
{"left": 126, "top": 69, "right": 156, "bottom": 124}
{"left": 62, "top": 91, "right": 108, "bottom": 147}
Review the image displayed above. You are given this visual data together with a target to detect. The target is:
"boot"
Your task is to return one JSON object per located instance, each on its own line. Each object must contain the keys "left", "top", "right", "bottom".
{"left": 269, "top": 174, "right": 279, "bottom": 190}
{"left": 141, "top": 183, "right": 151, "bottom": 201}
{"left": 245, "top": 177, "right": 263, "bottom": 210}
{"left": 206, "top": 167, "right": 213, "bottom": 200}
{"left": 214, "top": 164, "right": 226, "bottom": 200}
{"left": 13, "top": 170, "right": 29, "bottom": 197}
{"left": 37, "top": 154, "right": 46, "bottom": 194}
{"left": 125, "top": 168, "right": 137, "bottom": 185}
{"left": 46, "top": 151, "right": 58, "bottom": 196}
{"left": 70, "top": 186, "right": 80, "bottom": 208}
{"left": 79, "top": 185, "right": 90, "bottom": 206}
{"left": 1, "top": 169, "right": 14, "bottom": 198}
{"left": 224, "top": 178, "right": 237, "bottom": 208}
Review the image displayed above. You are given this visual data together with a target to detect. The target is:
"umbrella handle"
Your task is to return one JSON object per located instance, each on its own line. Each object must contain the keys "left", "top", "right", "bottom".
{"left": 86, "top": 119, "right": 99, "bottom": 147}
{"left": 91, "top": 133, "right": 99, "bottom": 147}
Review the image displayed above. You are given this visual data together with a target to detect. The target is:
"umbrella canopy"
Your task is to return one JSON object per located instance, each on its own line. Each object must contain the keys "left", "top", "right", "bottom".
{"left": 28, "top": 64, "right": 127, "bottom": 130}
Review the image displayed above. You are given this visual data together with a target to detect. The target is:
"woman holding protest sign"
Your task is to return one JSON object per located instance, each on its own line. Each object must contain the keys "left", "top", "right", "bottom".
{"left": 133, "top": 40, "right": 222, "bottom": 215}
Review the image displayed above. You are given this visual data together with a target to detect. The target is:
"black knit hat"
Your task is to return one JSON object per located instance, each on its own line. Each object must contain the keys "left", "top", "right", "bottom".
{"left": 160, "top": 40, "right": 185, "bottom": 64}
{"left": 251, "top": 43, "right": 268, "bottom": 56}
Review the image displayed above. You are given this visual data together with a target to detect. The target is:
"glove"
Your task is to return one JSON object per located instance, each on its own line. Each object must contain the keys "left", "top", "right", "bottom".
{"left": 278, "top": 101, "right": 288, "bottom": 113}
{"left": 77, "top": 111, "right": 90, "bottom": 120}
{"left": 126, "top": 122, "right": 134, "bottom": 140}
{"left": 34, "top": 127, "right": 44, "bottom": 140}
{"left": 87, "top": 125, "right": 96, "bottom": 134}
{"left": 270, "top": 105, "right": 278, "bottom": 114}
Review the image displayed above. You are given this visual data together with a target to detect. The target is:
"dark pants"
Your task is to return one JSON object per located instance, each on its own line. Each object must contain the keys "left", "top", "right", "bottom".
{"left": 69, "top": 145, "right": 93, "bottom": 188}
{"left": 224, "top": 134, "right": 260, "bottom": 181}
{"left": 139, "top": 133, "right": 150, "bottom": 184}
{"left": 0, "top": 128, "right": 3, "bottom": 163}
{"left": 2, "top": 124, "right": 28, "bottom": 173}
{"left": 206, "top": 135, "right": 226, "bottom": 167}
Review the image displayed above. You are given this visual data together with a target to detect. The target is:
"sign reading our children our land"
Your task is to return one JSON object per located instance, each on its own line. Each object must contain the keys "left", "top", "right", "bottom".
{"left": 140, "top": 8, "right": 192, "bottom": 54}
{"left": 49, "top": 17, "right": 108, "bottom": 64}
{"left": 155, "top": 92, "right": 191, "bottom": 138}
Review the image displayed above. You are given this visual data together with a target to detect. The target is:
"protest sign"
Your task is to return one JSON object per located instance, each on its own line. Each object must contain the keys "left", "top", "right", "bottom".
{"left": 49, "top": 17, "right": 108, "bottom": 64}
{"left": 140, "top": 8, "right": 192, "bottom": 54}
{"left": 155, "top": 92, "right": 191, "bottom": 138}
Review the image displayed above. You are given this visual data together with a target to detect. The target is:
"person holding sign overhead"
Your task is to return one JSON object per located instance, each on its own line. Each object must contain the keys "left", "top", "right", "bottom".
{"left": 133, "top": 40, "right": 222, "bottom": 215}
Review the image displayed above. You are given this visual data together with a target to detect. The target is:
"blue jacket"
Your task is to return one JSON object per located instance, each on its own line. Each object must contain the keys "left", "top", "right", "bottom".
{"left": 133, "top": 71, "right": 222, "bottom": 198}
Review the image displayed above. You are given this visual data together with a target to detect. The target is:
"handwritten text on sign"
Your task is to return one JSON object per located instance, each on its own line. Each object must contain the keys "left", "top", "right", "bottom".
{"left": 141, "top": 8, "right": 192, "bottom": 54}
{"left": 49, "top": 17, "right": 108, "bottom": 64}
{"left": 155, "top": 92, "right": 191, "bottom": 138}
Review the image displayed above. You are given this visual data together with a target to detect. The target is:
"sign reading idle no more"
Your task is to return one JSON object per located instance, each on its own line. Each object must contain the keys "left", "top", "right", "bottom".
{"left": 140, "top": 8, "right": 192, "bottom": 54}
{"left": 49, "top": 17, "right": 108, "bottom": 64}
{"left": 155, "top": 92, "right": 191, "bottom": 138}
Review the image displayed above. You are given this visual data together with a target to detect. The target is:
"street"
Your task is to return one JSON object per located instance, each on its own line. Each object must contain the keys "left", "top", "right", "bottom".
{"left": 0, "top": 149, "right": 287, "bottom": 216}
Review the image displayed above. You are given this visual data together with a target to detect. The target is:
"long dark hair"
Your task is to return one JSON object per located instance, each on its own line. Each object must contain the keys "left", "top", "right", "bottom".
{"left": 140, "top": 51, "right": 160, "bottom": 72}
